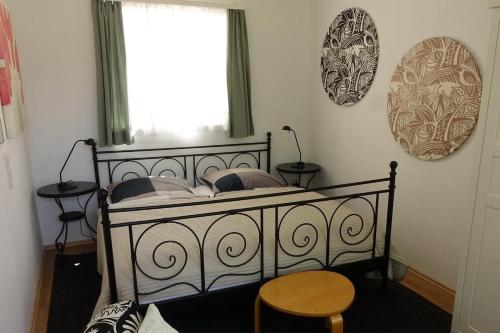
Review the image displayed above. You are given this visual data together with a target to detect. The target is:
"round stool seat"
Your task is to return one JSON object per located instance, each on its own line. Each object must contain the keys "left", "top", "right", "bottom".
{"left": 255, "top": 271, "right": 355, "bottom": 333}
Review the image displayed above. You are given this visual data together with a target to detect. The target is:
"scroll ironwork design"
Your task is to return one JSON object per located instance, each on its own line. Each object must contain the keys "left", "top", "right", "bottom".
{"left": 194, "top": 153, "right": 260, "bottom": 185}
{"left": 112, "top": 160, "right": 150, "bottom": 181}
{"left": 95, "top": 135, "right": 270, "bottom": 187}
{"left": 202, "top": 212, "right": 262, "bottom": 291}
{"left": 111, "top": 158, "right": 187, "bottom": 182}
{"left": 132, "top": 212, "right": 264, "bottom": 298}
{"left": 134, "top": 221, "right": 202, "bottom": 296}
{"left": 126, "top": 194, "right": 383, "bottom": 301}
{"left": 276, "top": 204, "right": 328, "bottom": 271}
{"left": 149, "top": 158, "right": 186, "bottom": 178}
{"left": 328, "top": 196, "right": 377, "bottom": 266}
{"left": 228, "top": 153, "right": 260, "bottom": 169}
{"left": 194, "top": 155, "right": 228, "bottom": 184}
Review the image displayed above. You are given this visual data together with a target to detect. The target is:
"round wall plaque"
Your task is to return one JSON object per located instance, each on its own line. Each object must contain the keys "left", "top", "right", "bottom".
{"left": 387, "top": 37, "right": 482, "bottom": 160}
{"left": 321, "top": 8, "right": 379, "bottom": 106}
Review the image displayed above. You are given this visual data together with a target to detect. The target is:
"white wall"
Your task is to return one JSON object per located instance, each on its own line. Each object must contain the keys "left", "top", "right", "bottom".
{"left": 312, "top": 0, "right": 492, "bottom": 289}
{"left": 9, "top": 0, "right": 316, "bottom": 246}
{"left": 0, "top": 106, "right": 42, "bottom": 333}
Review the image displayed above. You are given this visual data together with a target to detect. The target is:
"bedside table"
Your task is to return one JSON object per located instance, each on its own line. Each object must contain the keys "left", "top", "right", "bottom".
{"left": 276, "top": 163, "right": 321, "bottom": 188}
{"left": 37, "top": 181, "right": 97, "bottom": 254}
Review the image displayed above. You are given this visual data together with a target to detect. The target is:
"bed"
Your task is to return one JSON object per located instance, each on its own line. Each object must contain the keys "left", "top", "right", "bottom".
{"left": 89, "top": 133, "right": 398, "bottom": 309}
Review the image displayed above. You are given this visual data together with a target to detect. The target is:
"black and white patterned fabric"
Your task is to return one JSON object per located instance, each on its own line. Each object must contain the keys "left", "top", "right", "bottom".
{"left": 321, "top": 8, "right": 379, "bottom": 106}
{"left": 84, "top": 300, "right": 142, "bottom": 333}
{"left": 200, "top": 168, "right": 284, "bottom": 194}
{"left": 108, "top": 176, "right": 193, "bottom": 203}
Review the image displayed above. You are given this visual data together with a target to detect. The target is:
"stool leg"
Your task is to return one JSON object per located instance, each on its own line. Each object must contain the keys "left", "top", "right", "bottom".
{"left": 327, "top": 314, "right": 343, "bottom": 333}
{"left": 254, "top": 295, "right": 261, "bottom": 333}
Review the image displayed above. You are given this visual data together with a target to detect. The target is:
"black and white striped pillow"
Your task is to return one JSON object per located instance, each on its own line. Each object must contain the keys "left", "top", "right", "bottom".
{"left": 201, "top": 168, "right": 284, "bottom": 194}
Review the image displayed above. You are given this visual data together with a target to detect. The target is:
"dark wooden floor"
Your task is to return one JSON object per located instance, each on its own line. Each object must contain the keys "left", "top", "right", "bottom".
{"left": 45, "top": 252, "right": 452, "bottom": 333}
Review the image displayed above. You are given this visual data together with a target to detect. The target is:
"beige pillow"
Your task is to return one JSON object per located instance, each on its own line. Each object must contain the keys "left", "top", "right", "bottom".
{"left": 138, "top": 304, "right": 179, "bottom": 333}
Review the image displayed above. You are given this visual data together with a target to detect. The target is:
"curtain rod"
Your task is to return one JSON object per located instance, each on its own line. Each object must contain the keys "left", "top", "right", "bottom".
{"left": 104, "top": 0, "right": 241, "bottom": 9}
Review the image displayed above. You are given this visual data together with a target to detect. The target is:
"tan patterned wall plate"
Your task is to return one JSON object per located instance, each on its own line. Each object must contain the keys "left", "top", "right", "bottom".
{"left": 388, "top": 37, "right": 482, "bottom": 160}
{"left": 321, "top": 8, "right": 379, "bottom": 106}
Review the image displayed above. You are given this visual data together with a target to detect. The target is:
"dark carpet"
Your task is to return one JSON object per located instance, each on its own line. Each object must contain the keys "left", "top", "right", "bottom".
{"left": 48, "top": 252, "right": 451, "bottom": 333}
{"left": 47, "top": 253, "right": 102, "bottom": 333}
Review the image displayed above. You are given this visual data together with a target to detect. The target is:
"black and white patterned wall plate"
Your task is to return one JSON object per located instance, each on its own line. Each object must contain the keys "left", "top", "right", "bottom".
{"left": 321, "top": 8, "right": 379, "bottom": 106}
{"left": 84, "top": 300, "right": 142, "bottom": 333}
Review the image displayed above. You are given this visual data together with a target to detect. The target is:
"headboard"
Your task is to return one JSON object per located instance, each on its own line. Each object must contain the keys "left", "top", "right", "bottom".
{"left": 88, "top": 132, "right": 272, "bottom": 188}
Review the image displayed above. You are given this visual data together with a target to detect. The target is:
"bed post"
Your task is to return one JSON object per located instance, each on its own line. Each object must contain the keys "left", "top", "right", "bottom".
{"left": 87, "top": 138, "right": 101, "bottom": 189}
{"left": 266, "top": 132, "right": 272, "bottom": 173}
{"left": 382, "top": 161, "right": 398, "bottom": 292}
{"left": 99, "top": 189, "right": 118, "bottom": 303}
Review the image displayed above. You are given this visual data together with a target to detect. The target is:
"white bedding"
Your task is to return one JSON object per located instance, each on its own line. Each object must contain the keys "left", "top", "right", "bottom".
{"left": 95, "top": 186, "right": 391, "bottom": 312}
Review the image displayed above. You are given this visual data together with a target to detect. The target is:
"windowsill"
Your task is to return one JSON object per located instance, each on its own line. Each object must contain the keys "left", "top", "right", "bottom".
{"left": 132, "top": 126, "right": 227, "bottom": 138}
{"left": 101, "top": 129, "right": 258, "bottom": 150}
{"left": 129, "top": 128, "right": 229, "bottom": 146}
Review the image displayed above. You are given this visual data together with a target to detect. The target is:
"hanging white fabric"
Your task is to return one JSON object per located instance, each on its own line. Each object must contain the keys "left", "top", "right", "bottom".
{"left": 122, "top": 2, "right": 229, "bottom": 136}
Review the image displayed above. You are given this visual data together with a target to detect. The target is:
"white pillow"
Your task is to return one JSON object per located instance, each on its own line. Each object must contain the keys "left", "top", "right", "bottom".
{"left": 190, "top": 185, "right": 215, "bottom": 198}
{"left": 138, "top": 304, "right": 179, "bottom": 333}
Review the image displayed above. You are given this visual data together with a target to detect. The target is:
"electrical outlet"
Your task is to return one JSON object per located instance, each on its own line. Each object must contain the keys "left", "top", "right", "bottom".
{"left": 3, "top": 153, "right": 13, "bottom": 189}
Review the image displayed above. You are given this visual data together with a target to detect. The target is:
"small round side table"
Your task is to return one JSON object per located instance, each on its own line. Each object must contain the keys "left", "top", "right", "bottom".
{"left": 254, "top": 271, "right": 355, "bottom": 333}
{"left": 37, "top": 181, "right": 97, "bottom": 254}
{"left": 276, "top": 163, "right": 321, "bottom": 188}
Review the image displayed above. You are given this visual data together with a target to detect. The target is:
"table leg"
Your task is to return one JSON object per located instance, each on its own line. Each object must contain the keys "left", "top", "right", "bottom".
{"left": 278, "top": 171, "right": 288, "bottom": 185}
{"left": 326, "top": 314, "right": 343, "bottom": 333}
{"left": 305, "top": 172, "right": 317, "bottom": 189}
{"left": 54, "top": 198, "right": 68, "bottom": 254}
{"left": 254, "top": 295, "right": 261, "bottom": 333}
{"left": 82, "top": 191, "right": 97, "bottom": 235}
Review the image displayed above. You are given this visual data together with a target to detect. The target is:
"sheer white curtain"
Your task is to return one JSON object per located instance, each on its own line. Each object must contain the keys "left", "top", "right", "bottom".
{"left": 122, "top": 3, "right": 228, "bottom": 136}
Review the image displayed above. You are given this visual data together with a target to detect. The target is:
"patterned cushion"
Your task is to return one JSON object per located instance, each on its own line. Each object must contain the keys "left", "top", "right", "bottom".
{"left": 84, "top": 300, "right": 142, "bottom": 333}
{"left": 108, "top": 176, "right": 192, "bottom": 203}
{"left": 200, "top": 168, "right": 284, "bottom": 194}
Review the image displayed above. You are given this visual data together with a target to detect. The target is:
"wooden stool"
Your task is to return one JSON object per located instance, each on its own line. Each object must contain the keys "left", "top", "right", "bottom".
{"left": 254, "top": 271, "right": 355, "bottom": 333}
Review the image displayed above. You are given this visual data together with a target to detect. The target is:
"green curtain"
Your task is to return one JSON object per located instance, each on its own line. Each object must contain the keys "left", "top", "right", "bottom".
{"left": 227, "top": 9, "right": 254, "bottom": 138}
{"left": 92, "top": 0, "right": 133, "bottom": 146}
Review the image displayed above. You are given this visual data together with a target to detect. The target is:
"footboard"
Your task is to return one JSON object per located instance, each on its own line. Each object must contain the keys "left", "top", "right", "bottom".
{"left": 99, "top": 162, "right": 397, "bottom": 306}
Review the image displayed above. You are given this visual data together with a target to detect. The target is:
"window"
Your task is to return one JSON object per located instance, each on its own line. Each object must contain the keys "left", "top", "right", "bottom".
{"left": 122, "top": 3, "right": 228, "bottom": 136}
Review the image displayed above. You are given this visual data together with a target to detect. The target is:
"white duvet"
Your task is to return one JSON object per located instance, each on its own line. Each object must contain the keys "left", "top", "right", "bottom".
{"left": 94, "top": 187, "right": 398, "bottom": 312}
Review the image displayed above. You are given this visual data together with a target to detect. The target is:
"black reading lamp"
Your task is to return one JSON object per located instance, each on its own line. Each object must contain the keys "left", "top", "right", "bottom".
{"left": 282, "top": 125, "right": 305, "bottom": 169}
{"left": 58, "top": 138, "right": 95, "bottom": 191}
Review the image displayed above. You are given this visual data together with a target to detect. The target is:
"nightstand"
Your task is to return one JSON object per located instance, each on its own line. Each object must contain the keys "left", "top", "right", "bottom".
{"left": 37, "top": 181, "right": 97, "bottom": 254}
{"left": 276, "top": 163, "right": 321, "bottom": 188}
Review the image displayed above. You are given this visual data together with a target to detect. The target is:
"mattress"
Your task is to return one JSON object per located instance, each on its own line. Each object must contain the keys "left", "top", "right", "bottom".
{"left": 94, "top": 186, "right": 389, "bottom": 312}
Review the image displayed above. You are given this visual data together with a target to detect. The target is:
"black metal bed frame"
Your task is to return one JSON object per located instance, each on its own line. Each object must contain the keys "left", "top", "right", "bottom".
{"left": 89, "top": 133, "right": 398, "bottom": 306}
